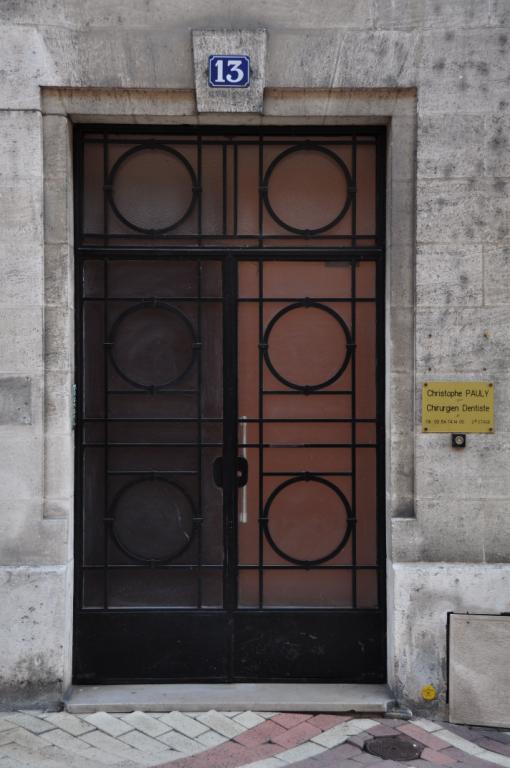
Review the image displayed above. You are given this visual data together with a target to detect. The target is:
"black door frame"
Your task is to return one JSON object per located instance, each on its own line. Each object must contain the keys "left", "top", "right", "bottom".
{"left": 72, "top": 125, "right": 387, "bottom": 684}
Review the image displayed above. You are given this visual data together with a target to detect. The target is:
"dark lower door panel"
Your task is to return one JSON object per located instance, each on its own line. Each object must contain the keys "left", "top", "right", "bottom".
{"left": 233, "top": 611, "right": 386, "bottom": 682}
{"left": 75, "top": 612, "right": 230, "bottom": 682}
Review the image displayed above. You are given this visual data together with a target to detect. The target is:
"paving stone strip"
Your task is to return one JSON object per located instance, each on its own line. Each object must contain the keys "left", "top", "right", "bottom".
{"left": 0, "top": 710, "right": 509, "bottom": 768}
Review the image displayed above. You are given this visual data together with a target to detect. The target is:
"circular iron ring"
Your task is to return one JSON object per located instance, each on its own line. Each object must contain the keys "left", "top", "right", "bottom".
{"left": 261, "top": 142, "right": 354, "bottom": 236}
{"left": 110, "top": 476, "right": 197, "bottom": 564}
{"left": 108, "top": 300, "right": 198, "bottom": 391}
{"left": 106, "top": 142, "right": 198, "bottom": 235}
{"left": 262, "top": 475, "right": 353, "bottom": 567}
{"left": 263, "top": 300, "right": 352, "bottom": 392}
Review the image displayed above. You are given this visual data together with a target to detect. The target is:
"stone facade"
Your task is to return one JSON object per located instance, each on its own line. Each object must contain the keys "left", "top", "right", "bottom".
{"left": 0, "top": 0, "right": 509, "bottom": 714}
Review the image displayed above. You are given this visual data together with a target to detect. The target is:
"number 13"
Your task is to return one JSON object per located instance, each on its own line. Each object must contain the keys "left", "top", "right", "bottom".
{"left": 214, "top": 58, "right": 244, "bottom": 84}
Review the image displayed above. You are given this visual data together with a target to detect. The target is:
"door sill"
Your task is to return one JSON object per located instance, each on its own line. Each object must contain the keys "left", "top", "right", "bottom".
{"left": 64, "top": 682, "right": 393, "bottom": 713}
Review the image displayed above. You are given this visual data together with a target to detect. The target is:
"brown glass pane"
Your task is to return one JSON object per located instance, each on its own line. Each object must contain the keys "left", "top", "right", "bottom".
{"left": 263, "top": 570, "right": 352, "bottom": 608}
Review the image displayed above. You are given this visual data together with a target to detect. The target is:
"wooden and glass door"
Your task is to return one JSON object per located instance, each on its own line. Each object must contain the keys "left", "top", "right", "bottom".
{"left": 74, "top": 126, "right": 386, "bottom": 683}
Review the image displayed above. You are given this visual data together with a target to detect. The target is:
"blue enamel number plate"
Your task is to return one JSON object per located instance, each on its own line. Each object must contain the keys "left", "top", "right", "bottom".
{"left": 208, "top": 55, "right": 250, "bottom": 88}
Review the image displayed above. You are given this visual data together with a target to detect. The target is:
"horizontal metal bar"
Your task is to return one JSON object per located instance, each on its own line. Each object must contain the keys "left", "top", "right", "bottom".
{"left": 106, "top": 470, "right": 198, "bottom": 476}
{"left": 238, "top": 297, "right": 375, "bottom": 303}
{"left": 82, "top": 563, "right": 224, "bottom": 569}
{"left": 239, "top": 443, "right": 376, "bottom": 448}
{"left": 238, "top": 418, "right": 376, "bottom": 424}
{"left": 83, "top": 232, "right": 375, "bottom": 241}
{"left": 262, "top": 390, "right": 352, "bottom": 396}
{"left": 107, "top": 389, "right": 198, "bottom": 395}
{"left": 83, "top": 417, "right": 223, "bottom": 423}
{"left": 263, "top": 471, "right": 352, "bottom": 477}
{"left": 86, "top": 442, "right": 222, "bottom": 448}
{"left": 82, "top": 296, "right": 222, "bottom": 302}
{"left": 77, "top": 247, "right": 384, "bottom": 259}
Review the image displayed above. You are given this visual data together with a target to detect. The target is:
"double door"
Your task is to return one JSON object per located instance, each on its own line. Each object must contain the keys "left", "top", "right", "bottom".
{"left": 75, "top": 252, "right": 384, "bottom": 683}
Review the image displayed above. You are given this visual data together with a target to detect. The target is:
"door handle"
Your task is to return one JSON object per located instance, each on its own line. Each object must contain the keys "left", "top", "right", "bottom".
{"left": 212, "top": 456, "right": 249, "bottom": 489}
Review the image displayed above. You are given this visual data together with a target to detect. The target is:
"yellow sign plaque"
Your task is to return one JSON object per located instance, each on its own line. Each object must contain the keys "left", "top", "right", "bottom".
{"left": 422, "top": 381, "right": 494, "bottom": 433}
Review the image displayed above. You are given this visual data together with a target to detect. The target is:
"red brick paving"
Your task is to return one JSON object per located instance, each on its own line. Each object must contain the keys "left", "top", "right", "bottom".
{"left": 308, "top": 714, "right": 353, "bottom": 730}
{"left": 477, "top": 739, "right": 510, "bottom": 757}
{"left": 422, "top": 747, "right": 460, "bottom": 765}
{"left": 272, "top": 713, "right": 313, "bottom": 728}
{"left": 271, "top": 720, "right": 322, "bottom": 748}
{"left": 233, "top": 718, "right": 287, "bottom": 746}
{"left": 398, "top": 723, "right": 452, "bottom": 750}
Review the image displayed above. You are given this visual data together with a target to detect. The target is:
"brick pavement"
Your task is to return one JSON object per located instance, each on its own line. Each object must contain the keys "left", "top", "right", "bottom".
{"left": 0, "top": 709, "right": 509, "bottom": 768}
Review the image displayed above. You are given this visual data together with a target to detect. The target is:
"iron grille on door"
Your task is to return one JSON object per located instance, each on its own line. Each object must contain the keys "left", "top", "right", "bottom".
{"left": 74, "top": 126, "right": 386, "bottom": 683}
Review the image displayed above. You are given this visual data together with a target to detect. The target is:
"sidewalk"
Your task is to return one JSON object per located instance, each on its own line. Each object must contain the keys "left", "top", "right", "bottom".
{"left": 0, "top": 710, "right": 509, "bottom": 768}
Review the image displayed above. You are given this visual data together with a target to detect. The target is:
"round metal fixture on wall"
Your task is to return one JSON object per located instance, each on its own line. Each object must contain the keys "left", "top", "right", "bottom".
{"left": 105, "top": 143, "right": 198, "bottom": 234}
{"left": 262, "top": 475, "right": 353, "bottom": 566}
{"left": 261, "top": 142, "right": 354, "bottom": 235}
{"left": 262, "top": 300, "right": 353, "bottom": 392}
{"left": 108, "top": 301, "right": 198, "bottom": 391}
{"left": 110, "top": 477, "right": 196, "bottom": 563}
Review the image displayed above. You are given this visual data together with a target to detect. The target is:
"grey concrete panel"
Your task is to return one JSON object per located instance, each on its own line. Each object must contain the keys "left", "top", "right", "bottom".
{"left": 0, "top": 179, "right": 43, "bottom": 245}
{"left": 490, "top": 0, "right": 510, "bottom": 26}
{"left": 44, "top": 307, "right": 72, "bottom": 373}
{"left": 449, "top": 614, "right": 510, "bottom": 727}
{"left": 416, "top": 306, "right": 510, "bottom": 373}
{"left": 0, "top": 25, "right": 46, "bottom": 110}
{"left": 329, "top": 31, "right": 419, "bottom": 89}
{"left": 416, "top": 244, "right": 483, "bottom": 307}
{"left": 374, "top": 0, "right": 490, "bottom": 30}
{"left": 44, "top": 372, "right": 72, "bottom": 435}
{"left": 485, "top": 116, "right": 510, "bottom": 178}
{"left": 0, "top": 111, "right": 43, "bottom": 181}
{"left": 0, "top": 377, "right": 31, "bottom": 426}
{"left": 44, "top": 244, "right": 71, "bottom": 308}
{"left": 44, "top": 434, "right": 74, "bottom": 501}
{"left": 193, "top": 29, "right": 266, "bottom": 113}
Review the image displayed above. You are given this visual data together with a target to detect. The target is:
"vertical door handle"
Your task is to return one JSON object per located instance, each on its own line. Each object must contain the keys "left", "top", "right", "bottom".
{"left": 238, "top": 417, "right": 248, "bottom": 523}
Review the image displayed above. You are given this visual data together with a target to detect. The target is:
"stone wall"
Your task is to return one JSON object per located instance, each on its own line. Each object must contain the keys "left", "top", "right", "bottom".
{"left": 0, "top": 0, "right": 509, "bottom": 712}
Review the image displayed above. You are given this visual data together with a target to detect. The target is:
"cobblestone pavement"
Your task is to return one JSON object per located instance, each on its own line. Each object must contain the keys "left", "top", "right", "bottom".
{"left": 0, "top": 710, "right": 509, "bottom": 768}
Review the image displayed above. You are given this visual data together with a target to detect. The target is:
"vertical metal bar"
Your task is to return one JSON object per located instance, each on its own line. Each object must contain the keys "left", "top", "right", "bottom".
{"left": 233, "top": 142, "right": 238, "bottom": 237}
{"left": 197, "top": 258, "right": 203, "bottom": 609}
{"left": 352, "top": 133, "right": 357, "bottom": 246}
{"left": 258, "top": 257, "right": 264, "bottom": 608}
{"left": 103, "top": 133, "right": 109, "bottom": 248}
{"left": 103, "top": 257, "right": 110, "bottom": 610}
{"left": 350, "top": 257, "right": 357, "bottom": 609}
{"left": 222, "top": 143, "right": 227, "bottom": 236}
{"left": 197, "top": 135, "right": 203, "bottom": 246}
{"left": 258, "top": 137, "right": 263, "bottom": 248}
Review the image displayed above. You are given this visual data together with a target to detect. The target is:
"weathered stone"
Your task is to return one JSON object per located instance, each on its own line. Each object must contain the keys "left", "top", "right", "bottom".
{"left": 417, "top": 115, "right": 485, "bottom": 178}
{"left": 0, "top": 179, "right": 43, "bottom": 244}
{"left": 0, "top": 111, "right": 43, "bottom": 181}
{"left": 0, "top": 435, "right": 43, "bottom": 502}
{"left": 416, "top": 244, "right": 483, "bottom": 306}
{"left": 417, "top": 179, "right": 509, "bottom": 245}
{"left": 193, "top": 29, "right": 267, "bottom": 113}
{"left": 416, "top": 432, "right": 510, "bottom": 499}
{"left": 44, "top": 244, "right": 71, "bottom": 308}
{"left": 0, "top": 566, "right": 68, "bottom": 707}
{"left": 0, "top": 244, "right": 43, "bottom": 308}
{"left": 0, "top": 309, "right": 42, "bottom": 374}
{"left": 485, "top": 115, "right": 510, "bottom": 178}
{"left": 44, "top": 307, "right": 72, "bottom": 373}
{"left": 0, "top": 377, "right": 31, "bottom": 426}
{"left": 392, "top": 563, "right": 510, "bottom": 710}
{"left": 374, "top": 0, "right": 490, "bottom": 30}
{"left": 42, "top": 115, "right": 70, "bottom": 182}
{"left": 483, "top": 241, "right": 510, "bottom": 306}
{"left": 0, "top": 501, "right": 67, "bottom": 565}
{"left": 482, "top": 500, "right": 510, "bottom": 563}
{"left": 44, "top": 434, "right": 74, "bottom": 501}
{"left": 416, "top": 306, "right": 510, "bottom": 373}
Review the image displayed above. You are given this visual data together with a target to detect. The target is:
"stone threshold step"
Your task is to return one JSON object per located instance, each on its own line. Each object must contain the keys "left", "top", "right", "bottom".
{"left": 65, "top": 682, "right": 393, "bottom": 714}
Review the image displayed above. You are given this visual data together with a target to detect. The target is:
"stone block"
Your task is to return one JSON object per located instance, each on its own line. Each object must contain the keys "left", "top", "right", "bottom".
{"left": 44, "top": 433, "right": 74, "bottom": 500}
{"left": 45, "top": 244, "right": 72, "bottom": 307}
{"left": 390, "top": 116, "right": 417, "bottom": 182}
{"left": 482, "top": 500, "right": 510, "bottom": 563}
{"left": 0, "top": 376, "right": 31, "bottom": 425}
{"left": 389, "top": 432, "right": 415, "bottom": 518}
{"left": 415, "top": 432, "right": 510, "bottom": 499}
{"left": 374, "top": 0, "right": 490, "bottom": 30}
{"left": 416, "top": 306, "right": 510, "bottom": 373}
{"left": 0, "top": 178, "right": 43, "bottom": 244}
{"left": 0, "top": 25, "right": 46, "bottom": 110}
{"left": 45, "top": 306, "right": 73, "bottom": 372}
{"left": 490, "top": 0, "right": 510, "bottom": 26}
{"left": 0, "top": 111, "right": 43, "bottom": 181}
{"left": 417, "top": 115, "right": 485, "bottom": 178}
{"left": 484, "top": 241, "right": 510, "bottom": 305}
{"left": 392, "top": 563, "right": 510, "bottom": 710}
{"left": 43, "top": 115, "right": 70, "bottom": 181}
{"left": 45, "top": 371, "right": 73, "bottom": 434}
{"left": 389, "top": 372, "right": 415, "bottom": 435}
{"left": 0, "top": 500, "right": 67, "bottom": 565}
{"left": 266, "top": 30, "right": 341, "bottom": 89}
{"left": 416, "top": 244, "right": 483, "bottom": 307}
{"left": 417, "top": 178, "right": 509, "bottom": 245}
{"left": 0, "top": 243, "right": 43, "bottom": 308}
{"left": 397, "top": 499, "right": 485, "bottom": 562}
{"left": 0, "top": 565, "right": 68, "bottom": 707}
{"left": 0, "top": 435, "right": 43, "bottom": 502}
{"left": 390, "top": 243, "right": 414, "bottom": 309}
{"left": 390, "top": 180, "right": 415, "bottom": 247}
{"left": 44, "top": 176, "right": 69, "bottom": 245}
{"left": 193, "top": 29, "right": 267, "bottom": 113}
{"left": 391, "top": 518, "right": 423, "bottom": 561}
{"left": 0, "top": 308, "right": 42, "bottom": 373}
{"left": 449, "top": 614, "right": 510, "bottom": 727}
{"left": 486, "top": 116, "right": 510, "bottom": 179}
{"left": 331, "top": 31, "right": 418, "bottom": 89}
{"left": 390, "top": 307, "right": 414, "bottom": 373}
